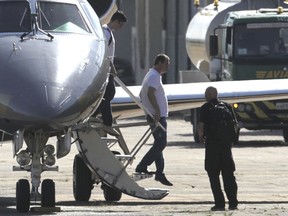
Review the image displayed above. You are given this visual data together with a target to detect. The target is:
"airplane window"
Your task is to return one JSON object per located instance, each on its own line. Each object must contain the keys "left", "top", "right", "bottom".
{"left": 38, "top": 2, "right": 91, "bottom": 34}
{"left": 0, "top": 2, "right": 31, "bottom": 32}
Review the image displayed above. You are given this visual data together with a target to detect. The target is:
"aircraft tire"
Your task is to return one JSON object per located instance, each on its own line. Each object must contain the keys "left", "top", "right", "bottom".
{"left": 102, "top": 183, "right": 122, "bottom": 201}
{"left": 100, "top": 150, "right": 122, "bottom": 201}
{"left": 73, "top": 154, "right": 92, "bottom": 201}
{"left": 16, "top": 179, "right": 30, "bottom": 212}
{"left": 41, "top": 179, "right": 55, "bottom": 207}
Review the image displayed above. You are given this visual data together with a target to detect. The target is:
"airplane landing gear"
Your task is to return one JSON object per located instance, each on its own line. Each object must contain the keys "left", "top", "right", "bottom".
{"left": 13, "top": 132, "right": 58, "bottom": 212}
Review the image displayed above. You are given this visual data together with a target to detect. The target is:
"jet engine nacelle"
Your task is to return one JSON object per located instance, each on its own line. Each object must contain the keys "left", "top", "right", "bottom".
{"left": 88, "top": 0, "right": 117, "bottom": 24}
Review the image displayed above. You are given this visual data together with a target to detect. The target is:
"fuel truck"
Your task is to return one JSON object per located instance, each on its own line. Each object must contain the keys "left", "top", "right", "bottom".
{"left": 185, "top": 0, "right": 288, "bottom": 143}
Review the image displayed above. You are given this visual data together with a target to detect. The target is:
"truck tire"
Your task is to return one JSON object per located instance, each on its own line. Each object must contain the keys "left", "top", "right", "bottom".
{"left": 233, "top": 128, "right": 240, "bottom": 145}
{"left": 283, "top": 127, "right": 288, "bottom": 143}
{"left": 193, "top": 125, "right": 200, "bottom": 143}
{"left": 191, "top": 108, "right": 200, "bottom": 143}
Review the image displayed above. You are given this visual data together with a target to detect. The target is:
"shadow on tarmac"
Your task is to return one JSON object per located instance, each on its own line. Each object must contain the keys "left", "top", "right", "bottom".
{"left": 57, "top": 200, "right": 288, "bottom": 206}
{"left": 135, "top": 139, "right": 287, "bottom": 151}
{"left": 2, "top": 196, "right": 288, "bottom": 215}
{"left": 168, "top": 139, "right": 288, "bottom": 149}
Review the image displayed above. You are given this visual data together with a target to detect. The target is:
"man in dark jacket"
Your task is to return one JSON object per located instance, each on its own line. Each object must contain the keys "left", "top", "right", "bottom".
{"left": 197, "top": 86, "right": 238, "bottom": 211}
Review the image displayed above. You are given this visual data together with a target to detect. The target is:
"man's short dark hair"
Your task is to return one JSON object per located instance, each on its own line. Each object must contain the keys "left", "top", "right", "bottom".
{"left": 111, "top": 10, "right": 127, "bottom": 22}
{"left": 154, "top": 54, "right": 170, "bottom": 65}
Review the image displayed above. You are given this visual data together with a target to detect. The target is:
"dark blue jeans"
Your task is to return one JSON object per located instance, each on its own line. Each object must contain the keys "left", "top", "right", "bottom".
{"left": 137, "top": 116, "right": 167, "bottom": 176}
{"left": 93, "top": 75, "right": 115, "bottom": 126}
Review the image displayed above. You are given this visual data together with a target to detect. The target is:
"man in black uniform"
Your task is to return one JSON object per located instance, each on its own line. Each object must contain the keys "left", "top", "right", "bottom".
{"left": 197, "top": 86, "right": 238, "bottom": 211}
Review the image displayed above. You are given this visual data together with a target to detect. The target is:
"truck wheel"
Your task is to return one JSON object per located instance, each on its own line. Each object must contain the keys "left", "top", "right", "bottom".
{"left": 233, "top": 128, "right": 240, "bottom": 145}
{"left": 191, "top": 108, "right": 200, "bottom": 143}
{"left": 283, "top": 127, "right": 288, "bottom": 143}
{"left": 16, "top": 179, "right": 30, "bottom": 212}
{"left": 193, "top": 126, "right": 200, "bottom": 143}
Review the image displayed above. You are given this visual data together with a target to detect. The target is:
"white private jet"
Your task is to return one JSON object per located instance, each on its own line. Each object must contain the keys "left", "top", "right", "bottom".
{"left": 1, "top": 0, "right": 288, "bottom": 213}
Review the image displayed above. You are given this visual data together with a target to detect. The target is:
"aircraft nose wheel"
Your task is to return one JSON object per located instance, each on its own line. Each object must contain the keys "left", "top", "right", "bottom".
{"left": 41, "top": 179, "right": 55, "bottom": 207}
{"left": 16, "top": 179, "right": 30, "bottom": 212}
{"left": 16, "top": 178, "right": 56, "bottom": 212}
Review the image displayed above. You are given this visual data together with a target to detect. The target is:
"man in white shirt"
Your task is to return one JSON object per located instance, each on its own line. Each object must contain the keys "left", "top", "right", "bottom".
{"left": 135, "top": 54, "right": 173, "bottom": 186}
{"left": 94, "top": 10, "right": 127, "bottom": 136}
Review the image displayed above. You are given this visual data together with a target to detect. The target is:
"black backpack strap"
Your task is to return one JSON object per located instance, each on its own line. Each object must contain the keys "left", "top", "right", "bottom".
{"left": 221, "top": 100, "right": 238, "bottom": 124}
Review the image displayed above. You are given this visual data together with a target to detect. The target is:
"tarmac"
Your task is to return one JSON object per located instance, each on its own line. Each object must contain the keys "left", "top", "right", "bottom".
{"left": 1, "top": 114, "right": 288, "bottom": 215}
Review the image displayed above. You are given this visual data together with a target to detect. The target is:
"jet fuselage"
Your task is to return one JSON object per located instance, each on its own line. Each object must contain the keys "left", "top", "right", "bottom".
{"left": 0, "top": 0, "right": 109, "bottom": 133}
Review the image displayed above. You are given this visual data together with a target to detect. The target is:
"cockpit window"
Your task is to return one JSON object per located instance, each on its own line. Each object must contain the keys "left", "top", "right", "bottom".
{"left": 0, "top": 1, "right": 31, "bottom": 32}
{"left": 38, "top": 2, "right": 91, "bottom": 34}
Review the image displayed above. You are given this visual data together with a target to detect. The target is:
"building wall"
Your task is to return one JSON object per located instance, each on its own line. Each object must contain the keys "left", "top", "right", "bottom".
{"left": 115, "top": 0, "right": 194, "bottom": 85}
{"left": 113, "top": 0, "right": 283, "bottom": 85}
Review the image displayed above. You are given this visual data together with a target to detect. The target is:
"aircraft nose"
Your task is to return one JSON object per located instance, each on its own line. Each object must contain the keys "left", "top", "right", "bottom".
{"left": 44, "top": 85, "right": 72, "bottom": 109}
{"left": 12, "top": 83, "right": 73, "bottom": 119}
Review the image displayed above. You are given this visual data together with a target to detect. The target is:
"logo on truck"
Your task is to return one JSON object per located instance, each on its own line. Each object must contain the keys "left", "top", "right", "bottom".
{"left": 256, "top": 70, "right": 288, "bottom": 79}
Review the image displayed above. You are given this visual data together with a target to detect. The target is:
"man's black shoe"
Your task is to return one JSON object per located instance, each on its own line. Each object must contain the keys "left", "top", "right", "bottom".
{"left": 211, "top": 206, "right": 225, "bottom": 211}
{"left": 155, "top": 174, "right": 173, "bottom": 186}
{"left": 228, "top": 206, "right": 238, "bottom": 210}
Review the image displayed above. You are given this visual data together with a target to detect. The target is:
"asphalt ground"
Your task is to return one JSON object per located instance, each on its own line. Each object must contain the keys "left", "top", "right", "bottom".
{"left": 0, "top": 115, "right": 288, "bottom": 215}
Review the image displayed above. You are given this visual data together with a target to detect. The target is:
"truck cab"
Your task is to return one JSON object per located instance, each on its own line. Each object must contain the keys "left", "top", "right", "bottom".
{"left": 211, "top": 8, "right": 288, "bottom": 141}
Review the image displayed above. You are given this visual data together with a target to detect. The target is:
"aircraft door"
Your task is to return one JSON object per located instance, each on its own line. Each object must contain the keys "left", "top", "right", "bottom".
{"left": 87, "top": 0, "right": 117, "bottom": 24}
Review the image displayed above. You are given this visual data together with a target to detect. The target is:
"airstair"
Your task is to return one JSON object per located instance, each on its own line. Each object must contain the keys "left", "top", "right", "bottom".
{"left": 71, "top": 77, "right": 169, "bottom": 201}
